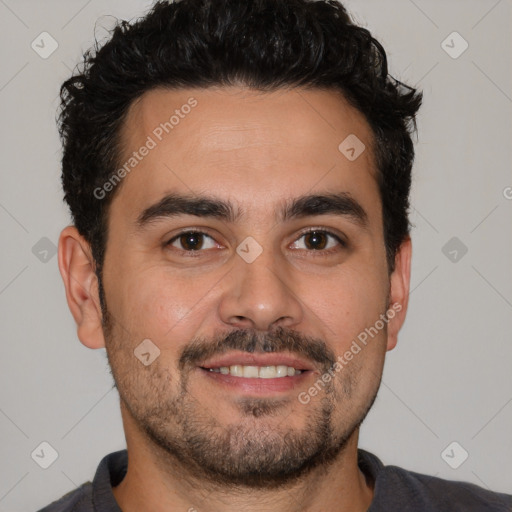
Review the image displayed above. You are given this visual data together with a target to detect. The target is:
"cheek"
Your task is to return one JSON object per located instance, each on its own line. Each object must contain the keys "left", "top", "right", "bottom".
{"left": 116, "top": 268, "right": 217, "bottom": 344}
{"left": 303, "top": 266, "right": 388, "bottom": 349}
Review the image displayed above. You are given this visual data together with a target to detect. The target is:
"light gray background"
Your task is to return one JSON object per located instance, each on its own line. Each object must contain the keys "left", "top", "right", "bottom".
{"left": 1, "top": 0, "right": 511, "bottom": 510}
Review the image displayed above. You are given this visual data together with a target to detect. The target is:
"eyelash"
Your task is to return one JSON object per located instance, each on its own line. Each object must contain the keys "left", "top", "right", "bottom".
{"left": 293, "top": 228, "right": 347, "bottom": 253}
{"left": 165, "top": 228, "right": 347, "bottom": 255}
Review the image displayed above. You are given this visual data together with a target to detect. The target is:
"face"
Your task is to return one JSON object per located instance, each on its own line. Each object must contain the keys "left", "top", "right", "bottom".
{"left": 80, "top": 86, "right": 409, "bottom": 486}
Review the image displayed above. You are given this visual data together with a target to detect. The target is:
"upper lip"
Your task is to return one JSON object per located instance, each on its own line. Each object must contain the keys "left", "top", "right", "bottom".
{"left": 199, "top": 352, "right": 316, "bottom": 371}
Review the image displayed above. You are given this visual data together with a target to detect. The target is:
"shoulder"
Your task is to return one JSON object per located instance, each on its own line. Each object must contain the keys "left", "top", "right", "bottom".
{"left": 359, "top": 449, "right": 512, "bottom": 512}
{"left": 37, "top": 483, "right": 93, "bottom": 512}
{"left": 381, "top": 464, "right": 512, "bottom": 511}
{"left": 36, "top": 449, "right": 127, "bottom": 512}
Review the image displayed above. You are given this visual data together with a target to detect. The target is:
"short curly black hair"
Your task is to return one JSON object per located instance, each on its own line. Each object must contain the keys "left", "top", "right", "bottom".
{"left": 58, "top": 0, "right": 422, "bottom": 279}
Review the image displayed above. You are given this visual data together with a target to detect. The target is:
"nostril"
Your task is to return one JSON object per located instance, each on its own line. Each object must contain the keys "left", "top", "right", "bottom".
{"left": 227, "top": 315, "right": 254, "bottom": 329}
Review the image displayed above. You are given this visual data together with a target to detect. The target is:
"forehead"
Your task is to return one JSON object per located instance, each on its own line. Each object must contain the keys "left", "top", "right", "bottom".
{"left": 112, "top": 86, "right": 379, "bottom": 222}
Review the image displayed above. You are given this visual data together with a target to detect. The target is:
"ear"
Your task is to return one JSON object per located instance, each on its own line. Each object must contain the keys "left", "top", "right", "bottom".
{"left": 58, "top": 226, "right": 106, "bottom": 349}
{"left": 386, "top": 237, "right": 412, "bottom": 351}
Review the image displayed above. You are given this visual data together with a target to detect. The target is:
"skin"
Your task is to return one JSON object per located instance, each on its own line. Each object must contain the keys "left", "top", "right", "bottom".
{"left": 58, "top": 86, "right": 411, "bottom": 512}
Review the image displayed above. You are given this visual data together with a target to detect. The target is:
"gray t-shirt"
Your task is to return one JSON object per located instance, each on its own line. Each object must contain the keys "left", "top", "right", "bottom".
{"left": 38, "top": 449, "right": 512, "bottom": 511}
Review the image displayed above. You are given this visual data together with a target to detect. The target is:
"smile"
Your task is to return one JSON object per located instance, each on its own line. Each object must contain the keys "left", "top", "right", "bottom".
{"left": 207, "top": 365, "right": 303, "bottom": 378}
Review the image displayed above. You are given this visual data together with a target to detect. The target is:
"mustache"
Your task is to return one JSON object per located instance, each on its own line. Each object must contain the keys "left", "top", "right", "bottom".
{"left": 179, "top": 326, "right": 336, "bottom": 372}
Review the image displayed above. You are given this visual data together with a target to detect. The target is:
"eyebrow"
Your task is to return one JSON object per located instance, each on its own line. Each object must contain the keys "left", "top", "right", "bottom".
{"left": 136, "top": 194, "right": 240, "bottom": 226}
{"left": 135, "top": 192, "right": 368, "bottom": 229}
{"left": 282, "top": 193, "right": 368, "bottom": 228}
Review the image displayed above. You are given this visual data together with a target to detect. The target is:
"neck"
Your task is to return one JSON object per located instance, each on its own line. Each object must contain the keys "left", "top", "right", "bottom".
{"left": 113, "top": 405, "right": 374, "bottom": 512}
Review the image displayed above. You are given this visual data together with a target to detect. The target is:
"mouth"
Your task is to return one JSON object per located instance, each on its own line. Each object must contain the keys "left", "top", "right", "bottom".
{"left": 197, "top": 352, "right": 315, "bottom": 394}
{"left": 205, "top": 365, "right": 303, "bottom": 378}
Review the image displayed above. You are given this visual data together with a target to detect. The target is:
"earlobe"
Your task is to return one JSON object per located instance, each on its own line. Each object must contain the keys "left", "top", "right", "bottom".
{"left": 386, "top": 237, "right": 412, "bottom": 351}
{"left": 58, "top": 226, "right": 106, "bottom": 349}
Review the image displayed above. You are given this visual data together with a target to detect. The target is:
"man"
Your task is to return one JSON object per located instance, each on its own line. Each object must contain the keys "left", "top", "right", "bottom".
{"left": 40, "top": 0, "right": 511, "bottom": 510}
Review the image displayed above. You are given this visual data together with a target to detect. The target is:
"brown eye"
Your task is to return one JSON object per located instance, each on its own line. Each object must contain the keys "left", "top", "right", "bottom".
{"left": 290, "top": 230, "right": 343, "bottom": 251}
{"left": 180, "top": 232, "right": 203, "bottom": 250}
{"left": 304, "top": 231, "right": 328, "bottom": 250}
{"left": 168, "top": 232, "right": 217, "bottom": 251}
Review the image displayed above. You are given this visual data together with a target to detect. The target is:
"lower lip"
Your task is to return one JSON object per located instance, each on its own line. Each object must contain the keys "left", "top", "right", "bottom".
{"left": 199, "top": 368, "right": 312, "bottom": 394}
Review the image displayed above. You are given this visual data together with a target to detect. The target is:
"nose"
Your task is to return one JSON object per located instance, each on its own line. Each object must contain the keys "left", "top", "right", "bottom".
{"left": 218, "top": 249, "right": 304, "bottom": 331}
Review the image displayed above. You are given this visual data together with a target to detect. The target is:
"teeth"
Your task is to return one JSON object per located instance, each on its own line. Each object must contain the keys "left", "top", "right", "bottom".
{"left": 276, "top": 365, "right": 288, "bottom": 377}
{"left": 230, "top": 365, "right": 243, "bottom": 377}
{"left": 209, "top": 365, "right": 302, "bottom": 378}
{"left": 259, "top": 366, "right": 277, "bottom": 379}
{"left": 242, "top": 365, "right": 259, "bottom": 378}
